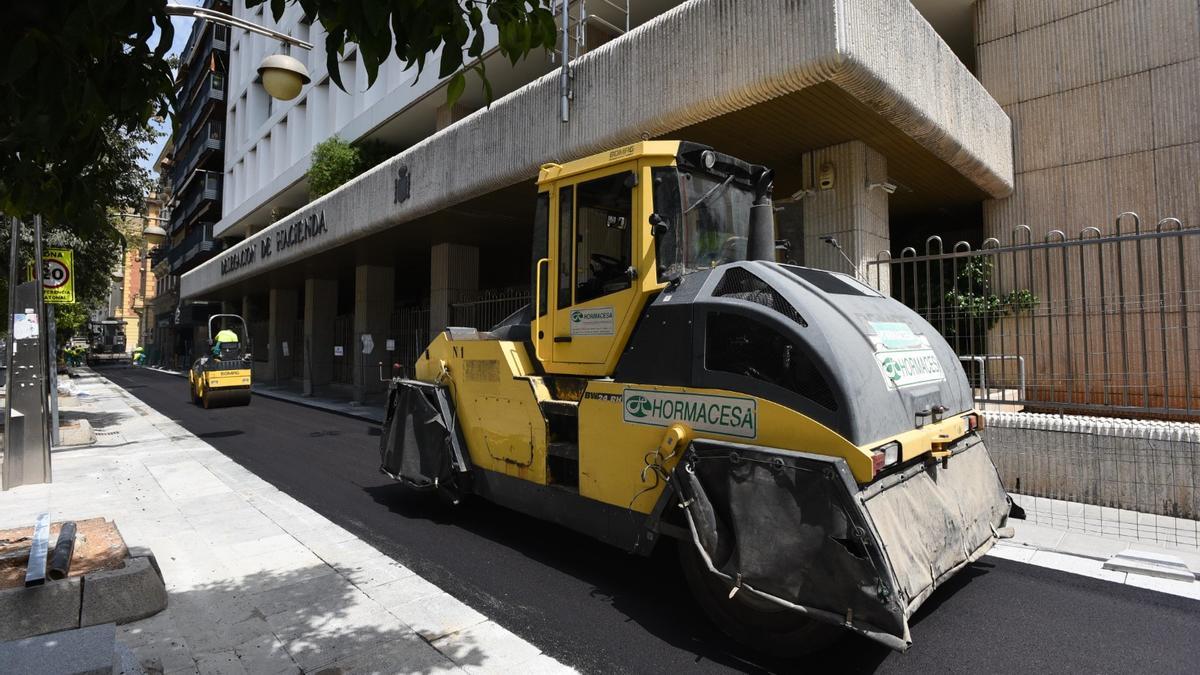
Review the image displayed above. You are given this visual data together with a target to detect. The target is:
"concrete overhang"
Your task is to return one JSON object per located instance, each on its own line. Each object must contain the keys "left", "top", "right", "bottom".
{"left": 183, "top": 0, "right": 1012, "bottom": 300}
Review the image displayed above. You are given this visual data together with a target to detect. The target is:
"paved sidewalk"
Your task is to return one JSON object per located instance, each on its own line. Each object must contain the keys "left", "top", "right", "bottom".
{"left": 0, "top": 369, "right": 570, "bottom": 674}
{"left": 988, "top": 518, "right": 1200, "bottom": 601}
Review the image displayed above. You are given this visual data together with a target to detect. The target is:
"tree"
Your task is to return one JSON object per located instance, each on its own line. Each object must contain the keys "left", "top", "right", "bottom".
{"left": 0, "top": 1, "right": 175, "bottom": 228}
{"left": 2, "top": 0, "right": 554, "bottom": 233}
{"left": 0, "top": 121, "right": 154, "bottom": 328}
{"left": 250, "top": 0, "right": 559, "bottom": 107}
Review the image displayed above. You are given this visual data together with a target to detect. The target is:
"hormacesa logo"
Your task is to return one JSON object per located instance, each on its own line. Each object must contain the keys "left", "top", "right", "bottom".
{"left": 622, "top": 389, "right": 756, "bottom": 439}
{"left": 625, "top": 395, "right": 652, "bottom": 417}
{"left": 881, "top": 356, "right": 903, "bottom": 382}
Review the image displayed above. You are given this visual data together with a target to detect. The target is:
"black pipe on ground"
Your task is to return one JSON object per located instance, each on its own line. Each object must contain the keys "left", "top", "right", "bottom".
{"left": 47, "top": 521, "right": 77, "bottom": 581}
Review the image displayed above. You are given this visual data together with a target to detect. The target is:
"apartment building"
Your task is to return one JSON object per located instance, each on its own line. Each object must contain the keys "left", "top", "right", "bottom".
{"left": 150, "top": 0, "right": 232, "bottom": 366}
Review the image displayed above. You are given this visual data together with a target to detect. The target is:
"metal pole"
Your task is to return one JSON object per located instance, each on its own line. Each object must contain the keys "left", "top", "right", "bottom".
{"left": 47, "top": 304, "right": 59, "bottom": 447}
{"left": 33, "top": 215, "right": 50, "bottom": 480}
{"left": 560, "top": 0, "right": 570, "bottom": 123}
{"left": 3, "top": 217, "right": 20, "bottom": 490}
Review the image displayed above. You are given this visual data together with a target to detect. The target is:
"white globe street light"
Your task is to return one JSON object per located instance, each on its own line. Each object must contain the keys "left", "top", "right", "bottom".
{"left": 258, "top": 54, "right": 311, "bottom": 101}
{"left": 165, "top": 4, "right": 314, "bottom": 102}
{"left": 142, "top": 222, "right": 169, "bottom": 245}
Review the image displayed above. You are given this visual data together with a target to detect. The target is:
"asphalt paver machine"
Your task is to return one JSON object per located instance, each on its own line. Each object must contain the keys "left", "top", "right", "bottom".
{"left": 379, "top": 141, "right": 1020, "bottom": 654}
{"left": 189, "top": 313, "right": 252, "bottom": 408}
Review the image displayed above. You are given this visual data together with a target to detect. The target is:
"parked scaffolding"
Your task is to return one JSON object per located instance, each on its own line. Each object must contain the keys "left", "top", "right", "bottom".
{"left": 865, "top": 214, "right": 1200, "bottom": 421}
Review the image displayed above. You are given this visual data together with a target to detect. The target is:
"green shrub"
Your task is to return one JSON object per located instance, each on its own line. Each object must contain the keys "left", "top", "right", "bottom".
{"left": 308, "top": 136, "right": 360, "bottom": 199}
{"left": 307, "top": 136, "right": 399, "bottom": 199}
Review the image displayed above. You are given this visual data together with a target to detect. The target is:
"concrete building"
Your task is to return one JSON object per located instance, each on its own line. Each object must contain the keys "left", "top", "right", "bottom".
{"left": 98, "top": 188, "right": 167, "bottom": 354}
{"left": 178, "top": 0, "right": 1198, "bottom": 410}
{"left": 150, "top": 0, "right": 232, "bottom": 367}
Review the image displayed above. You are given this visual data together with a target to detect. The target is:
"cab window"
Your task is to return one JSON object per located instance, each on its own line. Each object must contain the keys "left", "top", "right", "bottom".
{"left": 557, "top": 185, "right": 574, "bottom": 309}
{"left": 574, "top": 172, "right": 633, "bottom": 304}
{"left": 532, "top": 192, "right": 549, "bottom": 316}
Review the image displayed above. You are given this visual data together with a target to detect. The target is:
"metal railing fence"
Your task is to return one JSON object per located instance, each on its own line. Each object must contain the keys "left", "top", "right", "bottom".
{"left": 450, "top": 288, "right": 530, "bottom": 332}
{"left": 864, "top": 213, "right": 1200, "bottom": 420}
{"left": 389, "top": 306, "right": 430, "bottom": 378}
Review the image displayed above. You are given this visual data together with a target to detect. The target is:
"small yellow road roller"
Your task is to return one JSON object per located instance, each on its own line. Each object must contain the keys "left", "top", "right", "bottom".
{"left": 189, "top": 313, "right": 252, "bottom": 408}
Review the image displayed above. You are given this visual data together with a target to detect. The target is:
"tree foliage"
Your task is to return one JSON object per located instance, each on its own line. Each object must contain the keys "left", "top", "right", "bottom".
{"left": 307, "top": 136, "right": 361, "bottom": 199}
{"left": 2, "top": 0, "right": 551, "bottom": 235}
{"left": 250, "top": 0, "right": 559, "bottom": 107}
{"left": 0, "top": 1, "right": 174, "bottom": 226}
{"left": 306, "top": 136, "right": 400, "bottom": 199}
{"left": 943, "top": 257, "right": 1038, "bottom": 351}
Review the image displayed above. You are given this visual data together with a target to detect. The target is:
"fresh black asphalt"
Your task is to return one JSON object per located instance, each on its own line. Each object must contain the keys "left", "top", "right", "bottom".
{"left": 100, "top": 365, "right": 1200, "bottom": 674}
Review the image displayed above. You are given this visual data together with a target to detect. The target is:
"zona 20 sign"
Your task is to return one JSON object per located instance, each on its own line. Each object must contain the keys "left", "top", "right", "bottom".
{"left": 42, "top": 248, "right": 75, "bottom": 304}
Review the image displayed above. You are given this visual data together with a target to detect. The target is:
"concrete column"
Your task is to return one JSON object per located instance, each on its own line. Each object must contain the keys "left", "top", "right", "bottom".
{"left": 435, "top": 102, "right": 469, "bottom": 131}
{"left": 303, "top": 277, "right": 336, "bottom": 396}
{"left": 429, "top": 243, "right": 479, "bottom": 339}
{"left": 800, "top": 141, "right": 890, "bottom": 292}
{"left": 353, "top": 264, "right": 395, "bottom": 402}
{"left": 268, "top": 287, "right": 299, "bottom": 383}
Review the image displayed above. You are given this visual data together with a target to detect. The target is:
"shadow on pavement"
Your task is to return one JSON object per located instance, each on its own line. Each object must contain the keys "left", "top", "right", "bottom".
{"left": 123, "top": 562, "right": 473, "bottom": 673}
{"left": 363, "top": 482, "right": 901, "bottom": 673}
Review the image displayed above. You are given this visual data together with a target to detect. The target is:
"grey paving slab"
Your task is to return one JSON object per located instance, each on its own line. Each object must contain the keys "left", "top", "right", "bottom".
{"left": 432, "top": 620, "right": 543, "bottom": 674}
{"left": 0, "top": 369, "right": 572, "bottom": 674}
{"left": 0, "top": 623, "right": 117, "bottom": 675}
{"left": 394, "top": 592, "right": 489, "bottom": 642}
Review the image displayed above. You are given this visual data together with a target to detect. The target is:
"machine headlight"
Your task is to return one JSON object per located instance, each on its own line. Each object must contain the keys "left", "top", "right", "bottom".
{"left": 872, "top": 441, "right": 901, "bottom": 474}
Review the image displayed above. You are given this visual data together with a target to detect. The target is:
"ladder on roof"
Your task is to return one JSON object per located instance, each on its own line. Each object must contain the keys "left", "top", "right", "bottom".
{"left": 551, "top": 0, "right": 631, "bottom": 122}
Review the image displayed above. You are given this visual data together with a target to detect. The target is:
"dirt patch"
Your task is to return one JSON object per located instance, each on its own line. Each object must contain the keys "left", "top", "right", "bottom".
{"left": 0, "top": 518, "right": 128, "bottom": 589}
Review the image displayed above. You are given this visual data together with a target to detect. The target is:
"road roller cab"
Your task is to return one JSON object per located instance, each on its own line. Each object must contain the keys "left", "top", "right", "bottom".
{"left": 378, "top": 141, "right": 1018, "bottom": 654}
{"left": 189, "top": 313, "right": 252, "bottom": 408}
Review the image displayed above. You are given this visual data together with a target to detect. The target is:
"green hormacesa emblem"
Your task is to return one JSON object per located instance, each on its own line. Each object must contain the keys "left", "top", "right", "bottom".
{"left": 881, "top": 356, "right": 902, "bottom": 382}
{"left": 625, "top": 394, "right": 651, "bottom": 417}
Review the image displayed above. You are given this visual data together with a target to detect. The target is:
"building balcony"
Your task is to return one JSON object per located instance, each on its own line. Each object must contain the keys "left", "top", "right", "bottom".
{"left": 177, "top": 21, "right": 229, "bottom": 103}
{"left": 171, "top": 222, "right": 224, "bottom": 274}
{"left": 176, "top": 72, "right": 227, "bottom": 145}
{"left": 170, "top": 121, "right": 224, "bottom": 189}
{"left": 169, "top": 170, "right": 222, "bottom": 235}
{"left": 148, "top": 245, "right": 169, "bottom": 266}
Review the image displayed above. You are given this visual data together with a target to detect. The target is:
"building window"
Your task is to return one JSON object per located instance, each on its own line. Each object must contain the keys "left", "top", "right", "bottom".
{"left": 211, "top": 73, "right": 225, "bottom": 92}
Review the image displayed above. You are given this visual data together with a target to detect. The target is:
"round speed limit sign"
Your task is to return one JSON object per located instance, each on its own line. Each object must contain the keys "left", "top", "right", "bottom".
{"left": 43, "top": 259, "right": 70, "bottom": 289}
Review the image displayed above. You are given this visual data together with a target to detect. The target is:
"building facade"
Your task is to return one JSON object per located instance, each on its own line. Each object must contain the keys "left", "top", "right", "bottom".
{"left": 150, "top": 0, "right": 232, "bottom": 366}
{"left": 178, "top": 0, "right": 1198, "bottom": 415}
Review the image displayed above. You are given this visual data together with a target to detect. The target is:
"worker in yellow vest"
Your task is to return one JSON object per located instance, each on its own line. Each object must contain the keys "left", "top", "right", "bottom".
{"left": 211, "top": 328, "right": 239, "bottom": 358}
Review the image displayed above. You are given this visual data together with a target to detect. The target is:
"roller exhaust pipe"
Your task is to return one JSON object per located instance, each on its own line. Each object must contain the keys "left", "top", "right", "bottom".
{"left": 747, "top": 168, "right": 776, "bottom": 262}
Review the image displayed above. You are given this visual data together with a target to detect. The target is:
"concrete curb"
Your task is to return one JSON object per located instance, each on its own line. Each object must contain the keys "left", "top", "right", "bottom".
{"left": 0, "top": 552, "right": 168, "bottom": 642}
{"left": 80, "top": 556, "right": 168, "bottom": 628}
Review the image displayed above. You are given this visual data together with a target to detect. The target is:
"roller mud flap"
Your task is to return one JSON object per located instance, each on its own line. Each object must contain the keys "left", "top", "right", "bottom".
{"left": 378, "top": 379, "right": 471, "bottom": 492}
{"left": 676, "top": 435, "right": 1009, "bottom": 651}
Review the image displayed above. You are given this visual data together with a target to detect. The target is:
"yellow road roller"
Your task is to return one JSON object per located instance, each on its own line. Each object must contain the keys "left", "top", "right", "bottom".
{"left": 189, "top": 313, "right": 252, "bottom": 408}
{"left": 379, "top": 141, "right": 1019, "bottom": 654}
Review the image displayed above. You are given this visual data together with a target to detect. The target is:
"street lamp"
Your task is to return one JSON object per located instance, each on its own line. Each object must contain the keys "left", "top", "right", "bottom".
{"left": 258, "top": 54, "right": 311, "bottom": 101}
{"left": 165, "top": 3, "right": 313, "bottom": 101}
{"left": 142, "top": 217, "right": 169, "bottom": 246}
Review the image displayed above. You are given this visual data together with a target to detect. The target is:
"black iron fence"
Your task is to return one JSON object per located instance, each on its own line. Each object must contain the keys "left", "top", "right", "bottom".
{"left": 864, "top": 214, "right": 1200, "bottom": 420}
{"left": 450, "top": 287, "right": 530, "bottom": 332}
